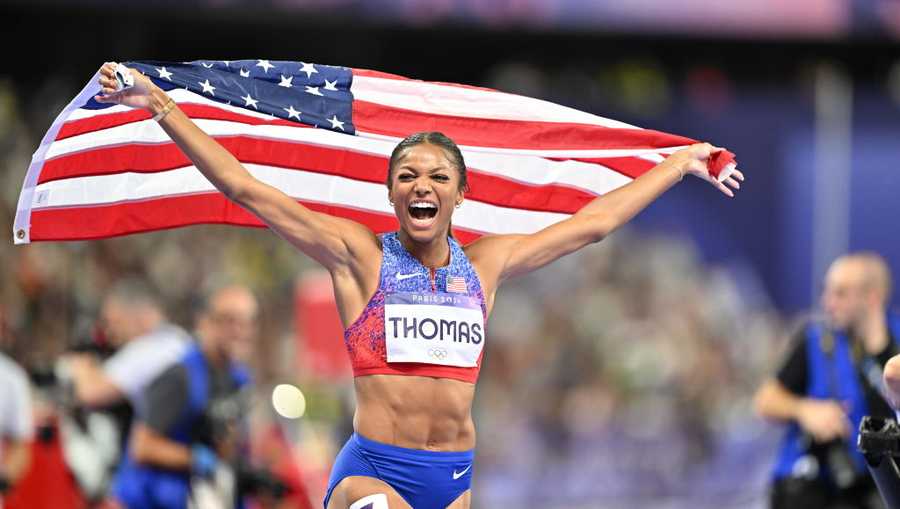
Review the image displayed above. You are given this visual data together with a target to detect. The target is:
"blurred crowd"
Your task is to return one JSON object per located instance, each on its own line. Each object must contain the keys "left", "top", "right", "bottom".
{"left": 475, "top": 230, "right": 787, "bottom": 508}
{"left": 0, "top": 70, "right": 792, "bottom": 509}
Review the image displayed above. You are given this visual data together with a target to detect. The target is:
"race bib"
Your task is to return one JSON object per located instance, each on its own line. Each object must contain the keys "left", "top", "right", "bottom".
{"left": 385, "top": 292, "right": 485, "bottom": 367}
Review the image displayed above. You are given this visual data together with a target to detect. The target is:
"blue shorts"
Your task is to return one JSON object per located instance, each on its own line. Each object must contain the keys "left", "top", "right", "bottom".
{"left": 324, "top": 432, "right": 475, "bottom": 509}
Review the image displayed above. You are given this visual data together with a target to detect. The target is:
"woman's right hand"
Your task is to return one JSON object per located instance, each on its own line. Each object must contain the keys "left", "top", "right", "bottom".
{"left": 94, "top": 62, "right": 158, "bottom": 111}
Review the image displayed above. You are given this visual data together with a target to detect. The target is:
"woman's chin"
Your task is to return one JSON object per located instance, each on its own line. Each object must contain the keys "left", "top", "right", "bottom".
{"left": 402, "top": 217, "right": 444, "bottom": 242}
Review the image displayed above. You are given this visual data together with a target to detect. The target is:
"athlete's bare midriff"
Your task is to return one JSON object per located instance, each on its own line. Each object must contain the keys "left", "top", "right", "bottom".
{"left": 353, "top": 374, "right": 477, "bottom": 451}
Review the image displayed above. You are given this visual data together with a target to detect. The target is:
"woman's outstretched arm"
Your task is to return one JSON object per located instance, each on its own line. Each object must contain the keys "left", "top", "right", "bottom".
{"left": 467, "top": 144, "right": 744, "bottom": 293}
{"left": 95, "top": 62, "right": 378, "bottom": 272}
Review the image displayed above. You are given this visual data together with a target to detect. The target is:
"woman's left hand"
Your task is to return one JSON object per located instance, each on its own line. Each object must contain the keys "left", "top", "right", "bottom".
{"left": 668, "top": 142, "right": 744, "bottom": 197}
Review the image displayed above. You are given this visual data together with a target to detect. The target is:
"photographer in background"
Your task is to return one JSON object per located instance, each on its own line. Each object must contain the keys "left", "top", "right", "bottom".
{"left": 60, "top": 278, "right": 190, "bottom": 502}
{"left": 112, "top": 284, "right": 288, "bottom": 509}
{"left": 66, "top": 278, "right": 190, "bottom": 413}
{"left": 754, "top": 252, "right": 900, "bottom": 509}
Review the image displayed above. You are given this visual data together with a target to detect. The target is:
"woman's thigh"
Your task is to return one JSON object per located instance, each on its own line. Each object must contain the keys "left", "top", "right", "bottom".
{"left": 326, "top": 475, "right": 412, "bottom": 509}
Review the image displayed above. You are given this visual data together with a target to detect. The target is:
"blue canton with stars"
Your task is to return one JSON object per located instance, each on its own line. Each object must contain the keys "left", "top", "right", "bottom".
{"left": 86, "top": 59, "right": 355, "bottom": 134}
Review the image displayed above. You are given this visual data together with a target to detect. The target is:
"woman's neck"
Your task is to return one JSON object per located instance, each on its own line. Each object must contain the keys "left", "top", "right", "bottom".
{"left": 397, "top": 230, "right": 450, "bottom": 269}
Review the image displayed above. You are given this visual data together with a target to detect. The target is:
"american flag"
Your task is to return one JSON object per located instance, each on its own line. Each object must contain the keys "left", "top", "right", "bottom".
{"left": 13, "top": 59, "right": 736, "bottom": 245}
{"left": 446, "top": 276, "right": 468, "bottom": 294}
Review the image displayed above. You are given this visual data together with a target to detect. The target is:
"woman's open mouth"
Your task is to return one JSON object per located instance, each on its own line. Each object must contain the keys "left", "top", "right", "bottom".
{"left": 408, "top": 200, "right": 438, "bottom": 227}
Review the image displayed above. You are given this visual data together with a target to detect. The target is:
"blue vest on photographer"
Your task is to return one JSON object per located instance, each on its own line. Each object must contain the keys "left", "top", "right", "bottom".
{"left": 112, "top": 343, "right": 251, "bottom": 509}
{"left": 772, "top": 314, "right": 900, "bottom": 481}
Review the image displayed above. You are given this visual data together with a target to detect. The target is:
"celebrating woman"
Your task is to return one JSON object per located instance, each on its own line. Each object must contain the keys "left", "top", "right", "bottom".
{"left": 96, "top": 62, "right": 743, "bottom": 509}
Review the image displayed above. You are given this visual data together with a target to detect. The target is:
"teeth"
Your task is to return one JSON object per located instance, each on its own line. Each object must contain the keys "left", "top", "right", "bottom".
{"left": 410, "top": 202, "right": 437, "bottom": 209}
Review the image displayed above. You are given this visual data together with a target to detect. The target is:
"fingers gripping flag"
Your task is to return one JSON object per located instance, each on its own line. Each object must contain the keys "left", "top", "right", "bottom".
{"left": 12, "top": 59, "right": 736, "bottom": 244}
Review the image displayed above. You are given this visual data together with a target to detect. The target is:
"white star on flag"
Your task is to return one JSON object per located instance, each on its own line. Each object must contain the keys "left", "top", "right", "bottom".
{"left": 241, "top": 93, "right": 259, "bottom": 109}
{"left": 239, "top": 68, "right": 250, "bottom": 78}
{"left": 305, "top": 86, "right": 323, "bottom": 96}
{"left": 328, "top": 115, "right": 345, "bottom": 131}
{"left": 222, "top": 60, "right": 231, "bottom": 67}
{"left": 283, "top": 105, "right": 301, "bottom": 120}
{"left": 201, "top": 62, "right": 214, "bottom": 69}
{"left": 198, "top": 79, "right": 216, "bottom": 96}
{"left": 256, "top": 59, "right": 274, "bottom": 73}
{"left": 324, "top": 79, "right": 338, "bottom": 91}
{"left": 156, "top": 67, "right": 173, "bottom": 80}
{"left": 278, "top": 75, "right": 294, "bottom": 88}
{"left": 299, "top": 62, "right": 318, "bottom": 78}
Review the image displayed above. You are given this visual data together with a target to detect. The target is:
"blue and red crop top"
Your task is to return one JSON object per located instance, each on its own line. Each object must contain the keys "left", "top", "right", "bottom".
{"left": 343, "top": 232, "right": 488, "bottom": 384}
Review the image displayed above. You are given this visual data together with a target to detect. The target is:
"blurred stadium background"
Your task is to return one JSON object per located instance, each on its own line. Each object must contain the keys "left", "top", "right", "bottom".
{"left": 2, "top": 0, "right": 900, "bottom": 507}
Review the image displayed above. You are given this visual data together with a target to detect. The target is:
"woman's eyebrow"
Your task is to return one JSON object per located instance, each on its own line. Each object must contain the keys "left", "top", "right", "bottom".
{"left": 397, "top": 164, "right": 448, "bottom": 172}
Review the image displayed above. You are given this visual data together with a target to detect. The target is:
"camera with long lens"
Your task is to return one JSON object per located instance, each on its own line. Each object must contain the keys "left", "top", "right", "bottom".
{"left": 37, "top": 317, "right": 115, "bottom": 416}
{"left": 795, "top": 432, "right": 866, "bottom": 490}
{"left": 236, "top": 463, "right": 292, "bottom": 499}
{"left": 858, "top": 416, "right": 900, "bottom": 508}
{"left": 825, "top": 436, "right": 865, "bottom": 489}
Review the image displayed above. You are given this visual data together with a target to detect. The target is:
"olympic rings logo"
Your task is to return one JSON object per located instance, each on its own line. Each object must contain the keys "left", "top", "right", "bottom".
{"left": 428, "top": 348, "right": 448, "bottom": 360}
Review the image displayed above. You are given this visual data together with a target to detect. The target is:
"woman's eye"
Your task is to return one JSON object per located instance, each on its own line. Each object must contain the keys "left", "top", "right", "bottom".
{"left": 432, "top": 174, "right": 450, "bottom": 182}
{"left": 398, "top": 174, "right": 414, "bottom": 181}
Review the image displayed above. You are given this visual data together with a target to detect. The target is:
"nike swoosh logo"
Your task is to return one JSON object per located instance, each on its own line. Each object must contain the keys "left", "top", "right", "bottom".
{"left": 452, "top": 465, "right": 471, "bottom": 480}
{"left": 395, "top": 272, "right": 424, "bottom": 281}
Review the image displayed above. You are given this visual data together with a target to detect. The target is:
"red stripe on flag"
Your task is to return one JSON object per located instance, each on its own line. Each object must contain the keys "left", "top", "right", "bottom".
{"left": 39, "top": 138, "right": 597, "bottom": 214}
{"left": 351, "top": 68, "right": 414, "bottom": 81}
{"left": 352, "top": 68, "right": 501, "bottom": 93}
{"left": 548, "top": 156, "right": 656, "bottom": 180}
{"left": 57, "top": 109, "right": 153, "bottom": 140}
{"left": 352, "top": 100, "right": 696, "bottom": 151}
{"left": 56, "top": 100, "right": 687, "bottom": 154}
{"left": 28, "top": 193, "right": 483, "bottom": 244}
{"left": 56, "top": 103, "right": 308, "bottom": 141}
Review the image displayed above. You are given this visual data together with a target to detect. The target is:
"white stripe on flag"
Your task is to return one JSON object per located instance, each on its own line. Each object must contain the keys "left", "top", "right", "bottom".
{"left": 350, "top": 75, "right": 639, "bottom": 129}
{"left": 45, "top": 118, "right": 641, "bottom": 196}
{"left": 66, "top": 88, "right": 281, "bottom": 122}
{"left": 29, "top": 164, "right": 570, "bottom": 235}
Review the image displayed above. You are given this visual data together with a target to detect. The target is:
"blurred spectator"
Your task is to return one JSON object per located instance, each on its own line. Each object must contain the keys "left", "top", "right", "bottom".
{"left": 754, "top": 253, "right": 898, "bottom": 509}
{"left": 60, "top": 278, "right": 191, "bottom": 502}
{"left": 473, "top": 231, "right": 780, "bottom": 507}
{"left": 0, "top": 350, "right": 33, "bottom": 508}
{"left": 66, "top": 278, "right": 190, "bottom": 411}
{"left": 111, "top": 284, "right": 285, "bottom": 508}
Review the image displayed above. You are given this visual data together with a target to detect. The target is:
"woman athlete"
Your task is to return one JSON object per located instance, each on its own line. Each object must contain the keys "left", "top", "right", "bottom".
{"left": 96, "top": 62, "right": 744, "bottom": 509}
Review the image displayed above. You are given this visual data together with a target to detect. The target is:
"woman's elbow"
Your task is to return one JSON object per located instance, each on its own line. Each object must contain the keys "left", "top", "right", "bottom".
{"left": 586, "top": 216, "right": 616, "bottom": 243}
{"left": 222, "top": 180, "right": 251, "bottom": 205}
{"left": 215, "top": 166, "right": 257, "bottom": 205}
